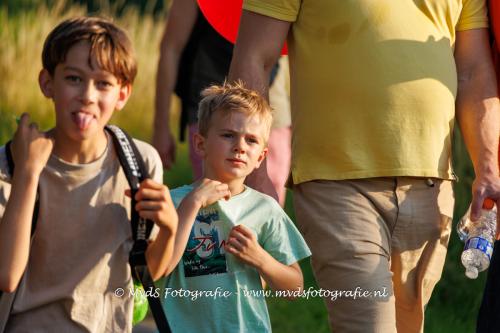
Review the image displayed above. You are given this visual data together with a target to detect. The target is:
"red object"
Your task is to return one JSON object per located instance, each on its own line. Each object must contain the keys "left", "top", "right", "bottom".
{"left": 483, "top": 140, "right": 500, "bottom": 210}
{"left": 484, "top": 198, "right": 495, "bottom": 209}
{"left": 197, "top": 0, "right": 288, "bottom": 55}
{"left": 490, "top": 0, "right": 500, "bottom": 53}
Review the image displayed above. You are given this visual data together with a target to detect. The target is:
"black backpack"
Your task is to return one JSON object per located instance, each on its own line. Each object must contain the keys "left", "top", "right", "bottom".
{"left": 0, "top": 125, "right": 171, "bottom": 332}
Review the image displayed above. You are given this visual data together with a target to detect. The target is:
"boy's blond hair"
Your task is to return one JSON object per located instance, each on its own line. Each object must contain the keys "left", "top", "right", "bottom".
{"left": 197, "top": 81, "right": 273, "bottom": 143}
{"left": 42, "top": 16, "right": 137, "bottom": 84}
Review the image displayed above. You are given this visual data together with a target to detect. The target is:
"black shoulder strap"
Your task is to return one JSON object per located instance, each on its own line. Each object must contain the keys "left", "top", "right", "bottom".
{"left": 5, "top": 141, "right": 40, "bottom": 236}
{"left": 105, "top": 126, "right": 152, "bottom": 241}
{"left": 5, "top": 142, "right": 14, "bottom": 175}
{"left": 105, "top": 126, "right": 171, "bottom": 333}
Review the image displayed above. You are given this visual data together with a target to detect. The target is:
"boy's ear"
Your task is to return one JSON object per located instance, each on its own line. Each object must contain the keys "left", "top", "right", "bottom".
{"left": 254, "top": 147, "right": 268, "bottom": 169}
{"left": 193, "top": 132, "right": 206, "bottom": 158}
{"left": 115, "top": 83, "right": 132, "bottom": 111}
{"left": 39, "top": 69, "right": 54, "bottom": 98}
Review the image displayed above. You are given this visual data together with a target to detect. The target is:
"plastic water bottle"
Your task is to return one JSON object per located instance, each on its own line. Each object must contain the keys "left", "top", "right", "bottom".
{"left": 457, "top": 199, "right": 497, "bottom": 279}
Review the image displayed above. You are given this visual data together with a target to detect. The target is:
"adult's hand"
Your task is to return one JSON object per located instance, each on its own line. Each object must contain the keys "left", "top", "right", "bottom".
{"left": 470, "top": 174, "right": 500, "bottom": 238}
{"left": 152, "top": 127, "right": 176, "bottom": 170}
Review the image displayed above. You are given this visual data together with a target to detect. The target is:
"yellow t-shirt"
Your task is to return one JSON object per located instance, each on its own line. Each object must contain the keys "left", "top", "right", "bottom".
{"left": 244, "top": 0, "right": 488, "bottom": 184}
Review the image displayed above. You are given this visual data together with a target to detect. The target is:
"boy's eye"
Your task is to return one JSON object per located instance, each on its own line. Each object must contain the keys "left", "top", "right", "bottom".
{"left": 221, "top": 133, "right": 233, "bottom": 138}
{"left": 65, "top": 75, "right": 81, "bottom": 83}
{"left": 246, "top": 137, "right": 259, "bottom": 144}
{"left": 97, "top": 81, "right": 113, "bottom": 89}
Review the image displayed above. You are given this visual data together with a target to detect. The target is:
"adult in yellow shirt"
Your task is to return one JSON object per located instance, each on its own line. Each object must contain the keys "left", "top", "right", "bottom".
{"left": 229, "top": 0, "right": 500, "bottom": 332}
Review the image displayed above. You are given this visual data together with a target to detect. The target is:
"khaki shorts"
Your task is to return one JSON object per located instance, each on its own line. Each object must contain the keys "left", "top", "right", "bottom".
{"left": 293, "top": 177, "right": 454, "bottom": 333}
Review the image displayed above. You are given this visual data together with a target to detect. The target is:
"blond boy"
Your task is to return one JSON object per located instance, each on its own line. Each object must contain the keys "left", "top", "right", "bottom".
{"left": 160, "top": 82, "right": 310, "bottom": 332}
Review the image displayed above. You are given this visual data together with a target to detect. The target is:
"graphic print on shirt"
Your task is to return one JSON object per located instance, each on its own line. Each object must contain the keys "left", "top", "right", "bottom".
{"left": 183, "top": 207, "right": 227, "bottom": 277}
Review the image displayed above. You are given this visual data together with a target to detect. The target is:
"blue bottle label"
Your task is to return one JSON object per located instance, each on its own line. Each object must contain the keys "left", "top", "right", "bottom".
{"left": 464, "top": 237, "right": 493, "bottom": 260}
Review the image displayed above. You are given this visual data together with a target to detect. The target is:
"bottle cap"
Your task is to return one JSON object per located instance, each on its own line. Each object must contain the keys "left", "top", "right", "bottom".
{"left": 483, "top": 198, "right": 495, "bottom": 210}
{"left": 465, "top": 266, "right": 479, "bottom": 279}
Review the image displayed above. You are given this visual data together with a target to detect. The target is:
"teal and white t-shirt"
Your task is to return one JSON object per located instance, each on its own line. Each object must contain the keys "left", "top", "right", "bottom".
{"left": 160, "top": 185, "right": 311, "bottom": 333}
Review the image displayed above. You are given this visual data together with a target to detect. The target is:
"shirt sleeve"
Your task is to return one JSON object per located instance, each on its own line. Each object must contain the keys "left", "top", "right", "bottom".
{"left": 456, "top": 0, "right": 488, "bottom": 31}
{"left": 170, "top": 186, "right": 193, "bottom": 208}
{"left": 244, "top": 0, "right": 302, "bottom": 22}
{"left": 260, "top": 207, "right": 311, "bottom": 266}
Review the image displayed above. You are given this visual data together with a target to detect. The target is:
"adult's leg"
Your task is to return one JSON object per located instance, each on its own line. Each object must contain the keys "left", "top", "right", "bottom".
{"left": 390, "top": 178, "right": 454, "bottom": 333}
{"left": 293, "top": 179, "right": 398, "bottom": 332}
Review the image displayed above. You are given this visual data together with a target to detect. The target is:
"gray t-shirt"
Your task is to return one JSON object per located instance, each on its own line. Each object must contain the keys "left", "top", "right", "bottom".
{"left": 0, "top": 135, "right": 162, "bottom": 332}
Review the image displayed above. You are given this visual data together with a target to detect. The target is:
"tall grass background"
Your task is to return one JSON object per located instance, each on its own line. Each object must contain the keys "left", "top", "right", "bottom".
{"left": 0, "top": 1, "right": 488, "bottom": 332}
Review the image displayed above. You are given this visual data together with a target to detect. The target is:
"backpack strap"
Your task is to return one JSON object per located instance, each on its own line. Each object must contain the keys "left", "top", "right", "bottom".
{"left": 4, "top": 141, "right": 40, "bottom": 236}
{"left": 105, "top": 125, "right": 171, "bottom": 333}
{"left": 4, "top": 141, "right": 14, "bottom": 175}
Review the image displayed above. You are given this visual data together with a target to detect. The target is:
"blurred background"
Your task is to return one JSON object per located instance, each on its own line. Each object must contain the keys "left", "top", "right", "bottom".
{"left": 0, "top": 0, "right": 485, "bottom": 332}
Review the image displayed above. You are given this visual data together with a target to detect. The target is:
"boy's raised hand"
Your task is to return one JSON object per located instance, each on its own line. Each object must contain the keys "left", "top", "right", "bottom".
{"left": 225, "top": 224, "right": 265, "bottom": 269}
{"left": 11, "top": 113, "right": 53, "bottom": 175}
{"left": 126, "top": 179, "right": 178, "bottom": 232}
{"left": 190, "top": 178, "right": 231, "bottom": 208}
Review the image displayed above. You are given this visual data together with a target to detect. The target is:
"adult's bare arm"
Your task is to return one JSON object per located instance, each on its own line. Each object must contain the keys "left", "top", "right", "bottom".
{"left": 153, "top": 0, "right": 198, "bottom": 169}
{"left": 228, "top": 11, "right": 291, "bottom": 199}
{"left": 229, "top": 10, "right": 290, "bottom": 97}
{"left": 455, "top": 28, "right": 500, "bottom": 234}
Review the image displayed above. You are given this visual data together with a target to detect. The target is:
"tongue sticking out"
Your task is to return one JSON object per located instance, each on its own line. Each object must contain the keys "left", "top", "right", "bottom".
{"left": 73, "top": 113, "right": 93, "bottom": 130}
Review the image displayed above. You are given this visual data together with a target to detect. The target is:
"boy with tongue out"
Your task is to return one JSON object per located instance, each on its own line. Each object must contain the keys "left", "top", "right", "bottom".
{"left": 0, "top": 17, "right": 178, "bottom": 332}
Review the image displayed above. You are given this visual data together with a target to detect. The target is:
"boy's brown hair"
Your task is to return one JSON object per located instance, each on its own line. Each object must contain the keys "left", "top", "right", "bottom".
{"left": 197, "top": 81, "right": 273, "bottom": 143}
{"left": 42, "top": 16, "right": 137, "bottom": 84}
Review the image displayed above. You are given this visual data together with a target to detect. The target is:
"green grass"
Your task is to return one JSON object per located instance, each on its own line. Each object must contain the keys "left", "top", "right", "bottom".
{"left": 1, "top": 2, "right": 487, "bottom": 332}
{"left": 268, "top": 259, "right": 330, "bottom": 333}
